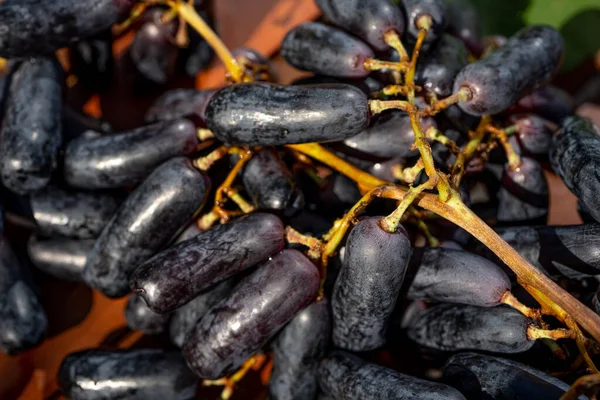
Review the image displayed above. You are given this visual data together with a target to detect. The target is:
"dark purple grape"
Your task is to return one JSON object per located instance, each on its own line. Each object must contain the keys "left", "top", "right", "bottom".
{"left": 30, "top": 186, "right": 121, "bottom": 239}
{"left": 332, "top": 217, "right": 411, "bottom": 351}
{"left": 443, "top": 0, "right": 482, "bottom": 55}
{"left": 205, "top": 83, "right": 369, "bottom": 146}
{"left": 281, "top": 22, "right": 374, "bottom": 78}
{"left": 269, "top": 299, "right": 332, "bottom": 400}
{"left": 342, "top": 111, "right": 435, "bottom": 161}
{"left": 508, "top": 114, "right": 554, "bottom": 157}
{"left": 0, "top": 238, "right": 47, "bottom": 355}
{"left": 183, "top": 249, "right": 319, "bottom": 379}
{"left": 593, "top": 286, "right": 600, "bottom": 315}
{"left": 83, "top": 158, "right": 210, "bottom": 298}
{"left": 174, "top": 222, "right": 202, "bottom": 244}
{"left": 0, "top": 0, "right": 135, "bottom": 58}
{"left": 550, "top": 117, "right": 600, "bottom": 223}
{"left": 130, "top": 213, "right": 285, "bottom": 313}
{"left": 144, "top": 88, "right": 217, "bottom": 123}
{"left": 27, "top": 236, "right": 92, "bottom": 282}
{"left": 454, "top": 25, "right": 564, "bottom": 116}
{"left": 512, "top": 85, "right": 574, "bottom": 124}
{"left": 415, "top": 34, "right": 469, "bottom": 98}
{"left": 57, "top": 349, "right": 197, "bottom": 400}
{"left": 242, "top": 148, "right": 304, "bottom": 216}
{"left": 292, "top": 75, "right": 384, "bottom": 96}
{"left": 407, "top": 304, "right": 534, "bottom": 353}
{"left": 169, "top": 279, "right": 235, "bottom": 348}
{"left": 130, "top": 10, "right": 179, "bottom": 85}
{"left": 408, "top": 248, "right": 510, "bottom": 307}
{"left": 401, "top": 0, "right": 448, "bottom": 46}
{"left": 0, "top": 57, "right": 63, "bottom": 194}
{"left": 70, "top": 30, "right": 114, "bottom": 91}
{"left": 476, "top": 224, "right": 600, "bottom": 279}
{"left": 62, "top": 106, "right": 112, "bottom": 142}
{"left": 497, "top": 157, "right": 548, "bottom": 225}
{"left": 319, "top": 351, "right": 466, "bottom": 400}
{"left": 232, "top": 47, "right": 269, "bottom": 66}
{"left": 125, "top": 294, "right": 171, "bottom": 335}
{"left": 443, "top": 352, "right": 572, "bottom": 400}
{"left": 316, "top": 0, "right": 405, "bottom": 51}
{"left": 64, "top": 119, "right": 199, "bottom": 189}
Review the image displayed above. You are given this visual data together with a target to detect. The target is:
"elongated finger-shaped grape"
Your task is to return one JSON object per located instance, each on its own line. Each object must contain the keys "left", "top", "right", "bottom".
{"left": 83, "top": 158, "right": 210, "bottom": 298}
{"left": 205, "top": 83, "right": 369, "bottom": 146}
{"left": 30, "top": 186, "right": 120, "bottom": 239}
{"left": 242, "top": 148, "right": 304, "bottom": 215}
{"left": 497, "top": 157, "right": 548, "bottom": 225}
{"left": 415, "top": 34, "right": 469, "bottom": 97}
{"left": 402, "top": 0, "right": 448, "bottom": 45}
{"left": 550, "top": 117, "right": 600, "bottom": 223}
{"left": 70, "top": 30, "right": 114, "bottom": 91}
{"left": 64, "top": 119, "right": 198, "bottom": 189}
{"left": 145, "top": 88, "right": 217, "bottom": 123}
{"left": 408, "top": 304, "right": 534, "bottom": 353}
{"left": 443, "top": 352, "right": 573, "bottom": 400}
{"left": 0, "top": 57, "right": 62, "bottom": 194}
{"left": 0, "top": 0, "right": 135, "bottom": 58}
{"left": 508, "top": 114, "right": 554, "bottom": 157}
{"left": 27, "top": 236, "right": 92, "bottom": 282}
{"left": 319, "top": 351, "right": 466, "bottom": 400}
{"left": 512, "top": 85, "right": 573, "bottom": 124}
{"left": 125, "top": 294, "right": 171, "bottom": 335}
{"left": 332, "top": 217, "right": 411, "bottom": 351}
{"left": 454, "top": 26, "right": 564, "bottom": 116}
{"left": 316, "top": 0, "right": 405, "bottom": 51}
{"left": 58, "top": 349, "right": 197, "bottom": 400}
{"left": 443, "top": 0, "right": 482, "bottom": 55}
{"left": 183, "top": 249, "right": 319, "bottom": 379}
{"left": 281, "top": 22, "right": 374, "bottom": 78}
{"left": 342, "top": 111, "right": 435, "bottom": 161}
{"left": 269, "top": 299, "right": 332, "bottom": 400}
{"left": 131, "top": 213, "right": 284, "bottom": 313}
{"left": 0, "top": 238, "right": 47, "bottom": 355}
{"left": 408, "top": 248, "right": 510, "bottom": 307}
{"left": 169, "top": 279, "right": 235, "bottom": 348}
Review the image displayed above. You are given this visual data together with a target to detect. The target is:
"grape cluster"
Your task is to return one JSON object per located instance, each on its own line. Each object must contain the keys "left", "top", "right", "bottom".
{"left": 0, "top": 0, "right": 598, "bottom": 399}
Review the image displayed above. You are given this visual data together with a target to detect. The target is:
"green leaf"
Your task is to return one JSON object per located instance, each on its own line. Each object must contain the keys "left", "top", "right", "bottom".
{"left": 523, "top": 0, "right": 599, "bottom": 27}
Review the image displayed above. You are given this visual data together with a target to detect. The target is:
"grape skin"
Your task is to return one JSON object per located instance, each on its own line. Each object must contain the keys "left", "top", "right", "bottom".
{"left": 27, "top": 236, "right": 92, "bottom": 282}
{"left": 125, "top": 294, "right": 171, "bottom": 335}
{"left": 512, "top": 85, "right": 574, "bottom": 124}
{"left": 443, "top": 0, "right": 483, "bottom": 55}
{"left": 144, "top": 88, "right": 217, "bottom": 123}
{"left": 401, "top": 0, "right": 448, "bottom": 46}
{"left": 130, "top": 213, "right": 285, "bottom": 313}
{"left": 83, "top": 158, "right": 211, "bottom": 298}
{"left": 508, "top": 114, "right": 554, "bottom": 158}
{"left": 183, "top": 249, "right": 319, "bottom": 379}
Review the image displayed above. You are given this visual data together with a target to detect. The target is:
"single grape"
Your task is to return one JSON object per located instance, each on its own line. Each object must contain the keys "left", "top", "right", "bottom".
{"left": 281, "top": 22, "right": 374, "bottom": 78}
{"left": 69, "top": 30, "right": 114, "bottom": 92}
{"left": 342, "top": 111, "right": 435, "bottom": 161}
{"left": 401, "top": 0, "right": 448, "bottom": 46}
{"left": 64, "top": 119, "right": 199, "bottom": 189}
{"left": 0, "top": 0, "right": 135, "bottom": 58}
{"left": 57, "top": 349, "right": 197, "bottom": 400}
{"left": 269, "top": 299, "right": 332, "bottom": 400}
{"left": 550, "top": 117, "right": 600, "bottom": 223}
{"left": 83, "top": 158, "right": 211, "bottom": 298}
{"left": 497, "top": 157, "right": 548, "bottom": 226}
{"left": 316, "top": 0, "right": 405, "bottom": 51}
{"left": 408, "top": 247, "right": 511, "bottom": 307}
{"left": 205, "top": 82, "right": 369, "bottom": 146}
{"left": 443, "top": 352, "right": 573, "bottom": 400}
{"left": 27, "top": 236, "right": 92, "bottom": 282}
{"left": 454, "top": 25, "right": 564, "bottom": 116}
{"left": 332, "top": 217, "right": 411, "bottom": 351}
{"left": 169, "top": 279, "right": 235, "bottom": 348}
{"left": 0, "top": 238, "right": 47, "bottom": 355}
{"left": 407, "top": 304, "right": 534, "bottom": 353}
{"left": 508, "top": 114, "right": 554, "bottom": 158}
{"left": 144, "top": 88, "right": 217, "bottom": 123}
{"left": 415, "top": 34, "right": 469, "bottom": 98}
{"left": 511, "top": 85, "right": 574, "bottom": 124}
{"left": 30, "top": 185, "right": 121, "bottom": 239}
{"left": 443, "top": 0, "right": 482, "bottom": 55}
{"left": 0, "top": 57, "right": 63, "bottom": 194}
{"left": 319, "top": 350, "right": 466, "bottom": 400}
{"left": 242, "top": 148, "right": 304, "bottom": 216}
{"left": 125, "top": 294, "right": 171, "bottom": 335}
{"left": 182, "top": 249, "right": 319, "bottom": 379}
{"left": 130, "top": 213, "right": 285, "bottom": 313}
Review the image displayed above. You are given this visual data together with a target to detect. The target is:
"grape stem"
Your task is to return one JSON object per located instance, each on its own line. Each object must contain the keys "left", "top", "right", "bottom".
{"left": 487, "top": 125, "right": 521, "bottom": 170}
{"left": 451, "top": 116, "right": 491, "bottom": 187}
{"left": 560, "top": 373, "right": 600, "bottom": 400}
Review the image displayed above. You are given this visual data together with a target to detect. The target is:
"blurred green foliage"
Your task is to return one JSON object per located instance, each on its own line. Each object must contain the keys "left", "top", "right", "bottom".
{"left": 470, "top": 0, "right": 600, "bottom": 71}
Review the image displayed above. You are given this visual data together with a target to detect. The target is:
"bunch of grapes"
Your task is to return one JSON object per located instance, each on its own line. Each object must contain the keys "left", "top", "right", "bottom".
{"left": 0, "top": 0, "right": 599, "bottom": 399}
